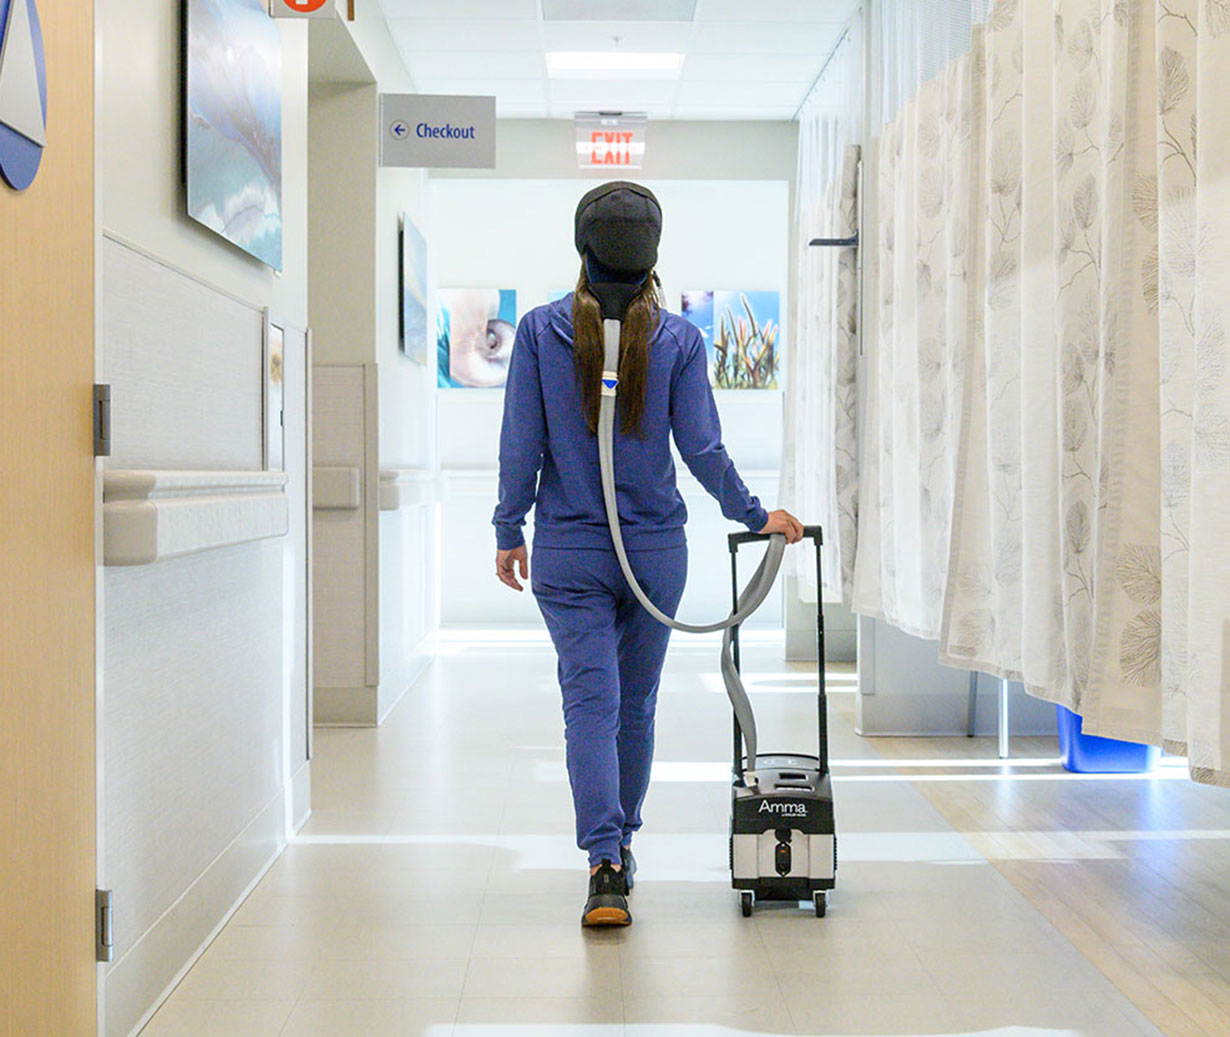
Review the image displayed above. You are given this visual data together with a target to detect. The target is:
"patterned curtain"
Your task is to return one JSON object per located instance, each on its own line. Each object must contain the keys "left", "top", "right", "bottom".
{"left": 1153, "top": 0, "right": 1230, "bottom": 784}
{"left": 940, "top": 0, "right": 1160, "bottom": 732}
{"left": 782, "top": 24, "right": 861, "bottom": 603}
{"left": 851, "top": 31, "right": 980, "bottom": 638}
{"left": 858, "top": 0, "right": 1230, "bottom": 786}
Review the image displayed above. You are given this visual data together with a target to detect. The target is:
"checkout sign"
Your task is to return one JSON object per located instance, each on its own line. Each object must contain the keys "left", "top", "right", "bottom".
{"left": 575, "top": 113, "right": 647, "bottom": 171}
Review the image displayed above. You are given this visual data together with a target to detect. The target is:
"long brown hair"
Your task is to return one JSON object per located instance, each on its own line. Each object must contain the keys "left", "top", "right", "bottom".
{"left": 571, "top": 266, "right": 663, "bottom": 435}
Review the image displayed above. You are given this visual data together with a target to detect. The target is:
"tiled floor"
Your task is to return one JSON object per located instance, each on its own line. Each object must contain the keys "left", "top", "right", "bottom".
{"left": 142, "top": 632, "right": 1166, "bottom": 1035}
{"left": 857, "top": 727, "right": 1230, "bottom": 1037}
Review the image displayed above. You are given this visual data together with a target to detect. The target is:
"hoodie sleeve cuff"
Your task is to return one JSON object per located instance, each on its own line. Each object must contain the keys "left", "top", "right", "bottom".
{"left": 495, "top": 525, "right": 526, "bottom": 551}
{"left": 746, "top": 506, "right": 769, "bottom": 534}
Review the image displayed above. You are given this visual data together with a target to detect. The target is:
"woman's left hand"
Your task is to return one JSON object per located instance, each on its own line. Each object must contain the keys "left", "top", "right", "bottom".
{"left": 497, "top": 546, "right": 529, "bottom": 592}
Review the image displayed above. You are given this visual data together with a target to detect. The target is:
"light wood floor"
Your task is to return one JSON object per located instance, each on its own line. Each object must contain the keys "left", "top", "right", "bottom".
{"left": 839, "top": 698, "right": 1230, "bottom": 1037}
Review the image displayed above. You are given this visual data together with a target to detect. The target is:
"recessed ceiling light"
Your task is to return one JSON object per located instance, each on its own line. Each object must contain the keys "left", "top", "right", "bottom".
{"left": 546, "top": 51, "right": 685, "bottom": 80}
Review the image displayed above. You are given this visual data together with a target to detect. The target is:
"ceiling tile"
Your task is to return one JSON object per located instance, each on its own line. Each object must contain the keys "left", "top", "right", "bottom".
{"left": 675, "top": 80, "right": 808, "bottom": 107}
{"left": 681, "top": 53, "right": 820, "bottom": 82}
{"left": 379, "top": 0, "right": 538, "bottom": 19}
{"left": 377, "top": 0, "right": 858, "bottom": 121}
{"left": 691, "top": 21, "right": 844, "bottom": 55}
{"left": 414, "top": 78, "right": 548, "bottom": 104}
{"left": 389, "top": 19, "right": 543, "bottom": 53}
{"left": 540, "top": 21, "right": 695, "bottom": 52}
{"left": 699, "top": 0, "right": 856, "bottom": 22}
{"left": 542, "top": 0, "right": 697, "bottom": 19}
{"left": 405, "top": 51, "right": 547, "bottom": 81}
{"left": 547, "top": 79, "right": 679, "bottom": 110}
{"left": 671, "top": 104, "right": 798, "bottom": 120}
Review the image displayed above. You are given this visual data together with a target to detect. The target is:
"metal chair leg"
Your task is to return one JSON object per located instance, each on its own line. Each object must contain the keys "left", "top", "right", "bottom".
{"left": 966, "top": 670, "right": 978, "bottom": 737}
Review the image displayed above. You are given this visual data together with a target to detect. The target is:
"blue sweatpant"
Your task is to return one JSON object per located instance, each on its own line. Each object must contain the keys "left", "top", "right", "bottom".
{"left": 531, "top": 544, "right": 687, "bottom": 866}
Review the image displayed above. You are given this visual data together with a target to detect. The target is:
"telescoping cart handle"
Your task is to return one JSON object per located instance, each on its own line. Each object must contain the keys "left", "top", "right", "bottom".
{"left": 727, "top": 526, "right": 827, "bottom": 778}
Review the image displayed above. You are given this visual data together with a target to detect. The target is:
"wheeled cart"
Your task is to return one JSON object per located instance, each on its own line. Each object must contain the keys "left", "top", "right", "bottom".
{"left": 727, "top": 527, "right": 836, "bottom": 918}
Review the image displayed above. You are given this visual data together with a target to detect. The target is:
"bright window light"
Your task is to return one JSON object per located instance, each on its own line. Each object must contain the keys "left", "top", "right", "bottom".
{"left": 546, "top": 50, "right": 685, "bottom": 79}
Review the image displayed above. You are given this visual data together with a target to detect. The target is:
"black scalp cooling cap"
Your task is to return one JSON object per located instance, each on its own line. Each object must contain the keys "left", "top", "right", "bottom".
{"left": 574, "top": 181, "right": 662, "bottom": 275}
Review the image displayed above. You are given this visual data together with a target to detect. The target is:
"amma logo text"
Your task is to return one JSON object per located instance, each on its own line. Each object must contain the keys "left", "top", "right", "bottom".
{"left": 759, "top": 800, "right": 808, "bottom": 817}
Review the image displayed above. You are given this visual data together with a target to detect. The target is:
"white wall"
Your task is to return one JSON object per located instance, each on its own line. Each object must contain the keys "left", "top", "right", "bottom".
{"left": 431, "top": 175, "right": 790, "bottom": 627}
{"left": 97, "top": 3, "right": 310, "bottom": 1033}
{"left": 308, "top": 14, "right": 438, "bottom": 724}
{"left": 99, "top": 3, "right": 308, "bottom": 327}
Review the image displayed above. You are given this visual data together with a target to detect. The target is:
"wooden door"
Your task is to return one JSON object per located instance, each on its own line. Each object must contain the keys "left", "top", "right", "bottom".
{"left": 0, "top": 0, "right": 98, "bottom": 1032}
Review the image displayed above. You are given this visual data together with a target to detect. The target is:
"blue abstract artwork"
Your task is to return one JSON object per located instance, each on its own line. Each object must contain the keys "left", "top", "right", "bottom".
{"left": 185, "top": 0, "right": 283, "bottom": 269}
{"left": 437, "top": 290, "right": 517, "bottom": 389}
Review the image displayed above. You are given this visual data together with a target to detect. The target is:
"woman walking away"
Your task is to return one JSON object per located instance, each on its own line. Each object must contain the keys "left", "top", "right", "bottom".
{"left": 493, "top": 181, "right": 803, "bottom": 926}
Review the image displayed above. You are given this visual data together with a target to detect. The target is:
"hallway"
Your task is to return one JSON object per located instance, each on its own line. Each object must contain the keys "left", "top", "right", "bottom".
{"left": 141, "top": 634, "right": 1167, "bottom": 1036}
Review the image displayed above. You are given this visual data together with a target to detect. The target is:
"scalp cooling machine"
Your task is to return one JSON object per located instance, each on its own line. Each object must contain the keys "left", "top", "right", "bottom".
{"left": 577, "top": 181, "right": 837, "bottom": 917}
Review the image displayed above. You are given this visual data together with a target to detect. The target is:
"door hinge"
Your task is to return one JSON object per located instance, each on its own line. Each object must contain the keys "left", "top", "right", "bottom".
{"left": 93, "top": 384, "right": 111, "bottom": 457}
{"left": 95, "top": 889, "right": 113, "bottom": 963}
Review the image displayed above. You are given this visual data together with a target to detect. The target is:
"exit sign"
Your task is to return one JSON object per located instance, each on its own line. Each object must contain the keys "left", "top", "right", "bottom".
{"left": 575, "top": 113, "right": 647, "bottom": 171}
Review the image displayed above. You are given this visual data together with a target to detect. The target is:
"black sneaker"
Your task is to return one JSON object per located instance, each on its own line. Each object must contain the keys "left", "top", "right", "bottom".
{"left": 621, "top": 845, "right": 637, "bottom": 892}
{"left": 582, "top": 860, "right": 631, "bottom": 927}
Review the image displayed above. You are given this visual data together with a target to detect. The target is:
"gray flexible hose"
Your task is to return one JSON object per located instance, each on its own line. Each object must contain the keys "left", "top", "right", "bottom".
{"left": 597, "top": 317, "right": 785, "bottom": 782}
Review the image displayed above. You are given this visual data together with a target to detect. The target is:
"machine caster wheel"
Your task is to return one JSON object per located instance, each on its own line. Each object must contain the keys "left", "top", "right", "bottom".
{"left": 739, "top": 891, "right": 754, "bottom": 917}
{"left": 813, "top": 892, "right": 827, "bottom": 918}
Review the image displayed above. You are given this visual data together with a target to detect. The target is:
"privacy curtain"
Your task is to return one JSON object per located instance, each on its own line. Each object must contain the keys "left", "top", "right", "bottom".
{"left": 939, "top": 0, "right": 1160, "bottom": 731}
{"left": 858, "top": 0, "right": 1230, "bottom": 786}
{"left": 851, "top": 3, "right": 981, "bottom": 638}
{"left": 1148, "top": 0, "right": 1230, "bottom": 784}
{"left": 782, "top": 23, "right": 861, "bottom": 603}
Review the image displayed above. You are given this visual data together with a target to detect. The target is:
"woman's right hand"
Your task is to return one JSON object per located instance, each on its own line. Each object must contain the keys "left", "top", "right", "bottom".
{"left": 759, "top": 509, "right": 805, "bottom": 544}
{"left": 496, "top": 546, "right": 529, "bottom": 592}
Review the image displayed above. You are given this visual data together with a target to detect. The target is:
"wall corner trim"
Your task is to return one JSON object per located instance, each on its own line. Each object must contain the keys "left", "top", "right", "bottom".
{"left": 103, "top": 470, "right": 290, "bottom": 566}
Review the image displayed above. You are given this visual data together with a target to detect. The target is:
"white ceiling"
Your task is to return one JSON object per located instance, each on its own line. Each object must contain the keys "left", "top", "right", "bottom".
{"left": 378, "top": 0, "right": 859, "bottom": 120}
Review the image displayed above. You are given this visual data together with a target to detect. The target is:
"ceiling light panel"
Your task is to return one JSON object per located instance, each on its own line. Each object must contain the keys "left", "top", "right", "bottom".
{"left": 541, "top": 0, "right": 697, "bottom": 20}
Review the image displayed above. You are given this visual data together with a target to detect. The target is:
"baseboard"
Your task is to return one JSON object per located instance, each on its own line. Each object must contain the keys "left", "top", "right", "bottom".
{"left": 106, "top": 788, "right": 286, "bottom": 1037}
{"left": 289, "top": 759, "right": 311, "bottom": 834}
{"left": 376, "top": 648, "right": 432, "bottom": 725}
{"left": 856, "top": 684, "right": 1059, "bottom": 737}
{"left": 316, "top": 644, "right": 434, "bottom": 728}
{"left": 786, "top": 628, "right": 857, "bottom": 663}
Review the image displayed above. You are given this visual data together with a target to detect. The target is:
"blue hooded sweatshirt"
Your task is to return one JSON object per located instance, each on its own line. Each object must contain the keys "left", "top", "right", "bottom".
{"left": 493, "top": 294, "right": 768, "bottom": 552}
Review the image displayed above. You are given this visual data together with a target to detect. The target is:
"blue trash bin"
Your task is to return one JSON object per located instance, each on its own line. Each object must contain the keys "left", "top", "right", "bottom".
{"left": 1056, "top": 705, "right": 1161, "bottom": 774}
